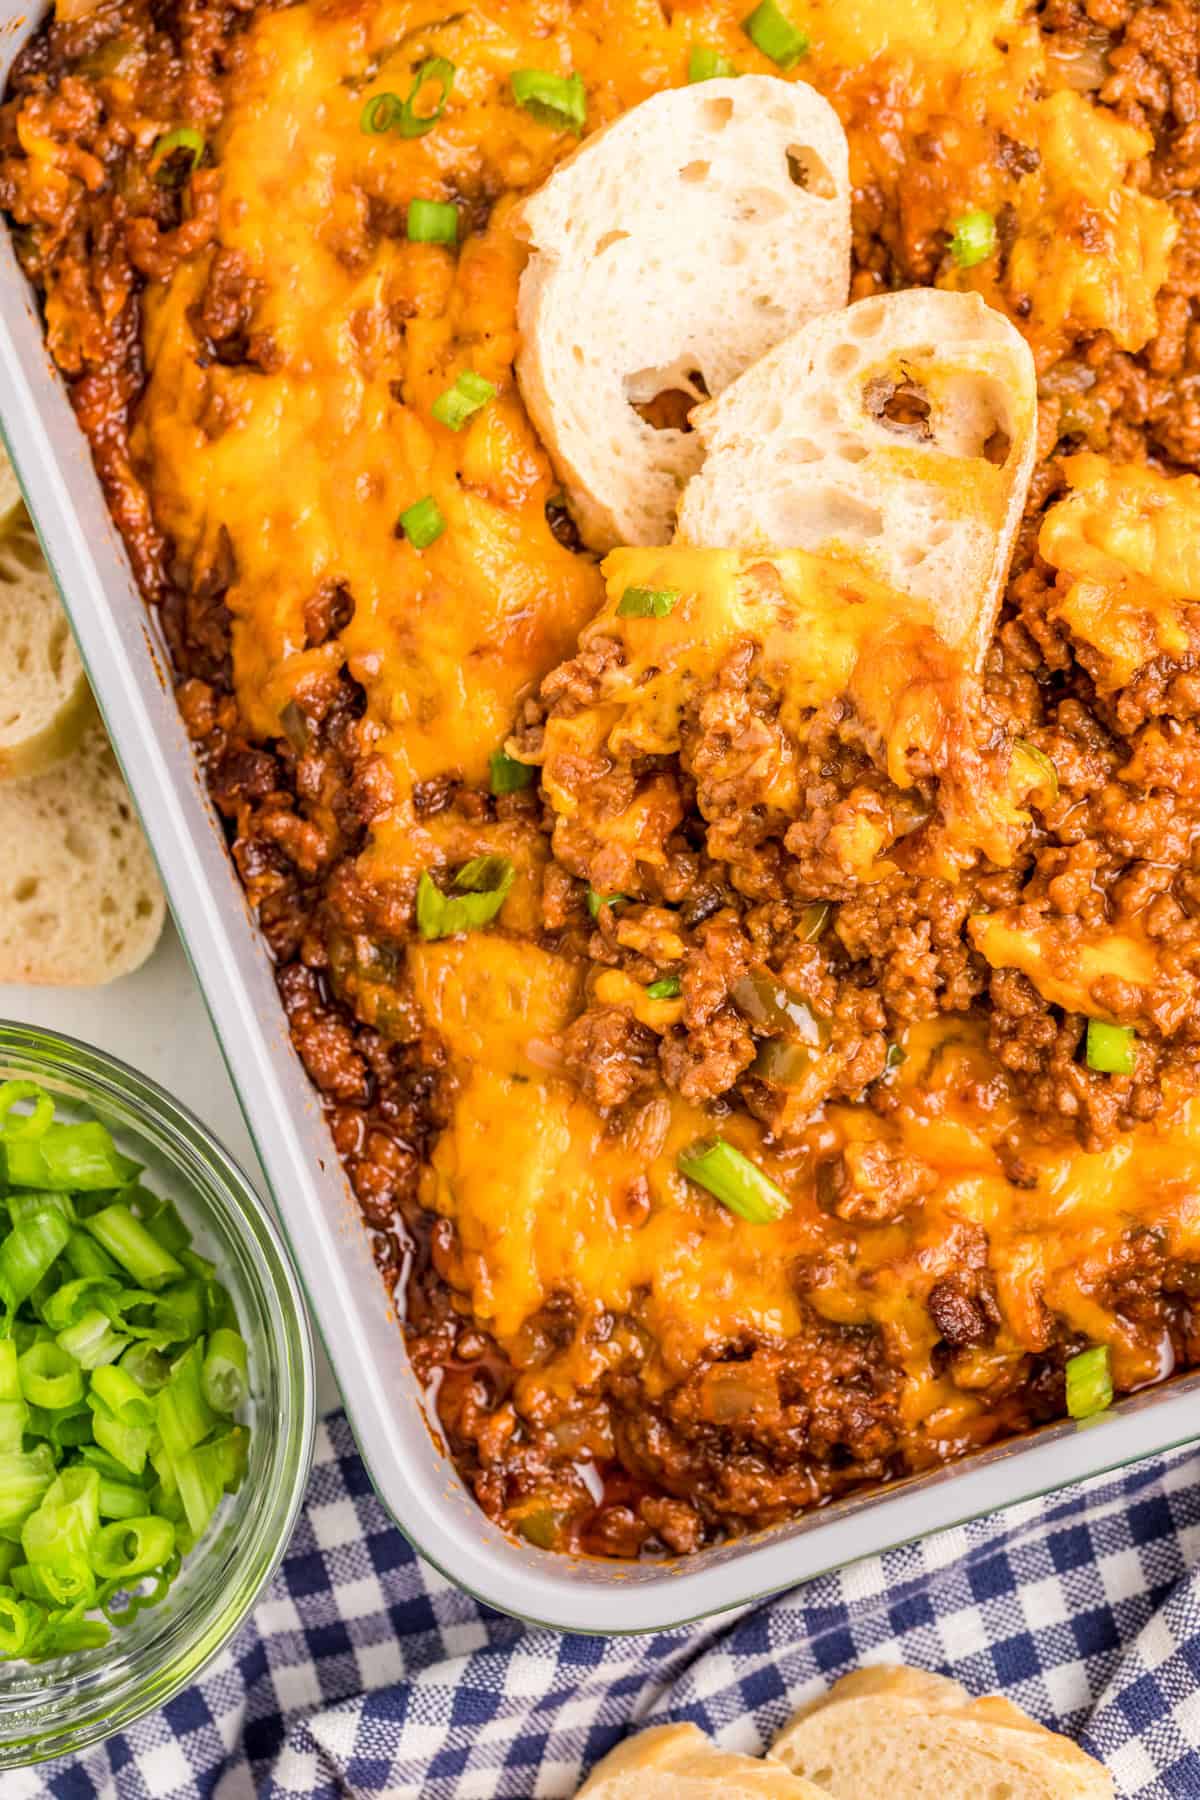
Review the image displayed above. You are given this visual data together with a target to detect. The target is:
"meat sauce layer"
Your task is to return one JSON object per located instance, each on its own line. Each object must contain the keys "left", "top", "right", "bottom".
{"left": 5, "top": 0, "right": 1200, "bottom": 1558}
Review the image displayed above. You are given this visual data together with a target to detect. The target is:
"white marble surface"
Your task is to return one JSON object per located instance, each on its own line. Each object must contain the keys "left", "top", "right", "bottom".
{"left": 0, "top": 921, "right": 342, "bottom": 1415}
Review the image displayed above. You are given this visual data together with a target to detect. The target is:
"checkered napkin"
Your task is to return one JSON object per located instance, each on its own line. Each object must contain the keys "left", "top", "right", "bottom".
{"left": 17, "top": 1412, "right": 1200, "bottom": 1800}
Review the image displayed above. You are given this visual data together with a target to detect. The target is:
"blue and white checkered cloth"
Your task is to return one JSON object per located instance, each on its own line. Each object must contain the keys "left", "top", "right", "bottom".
{"left": 16, "top": 1411, "right": 1200, "bottom": 1798}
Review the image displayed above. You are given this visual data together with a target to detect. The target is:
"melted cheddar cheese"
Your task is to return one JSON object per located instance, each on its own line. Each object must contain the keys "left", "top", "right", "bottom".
{"left": 110, "top": 0, "right": 1189, "bottom": 1510}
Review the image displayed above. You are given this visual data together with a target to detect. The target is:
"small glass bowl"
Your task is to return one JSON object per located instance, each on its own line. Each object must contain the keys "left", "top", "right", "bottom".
{"left": 0, "top": 1022, "right": 315, "bottom": 1766}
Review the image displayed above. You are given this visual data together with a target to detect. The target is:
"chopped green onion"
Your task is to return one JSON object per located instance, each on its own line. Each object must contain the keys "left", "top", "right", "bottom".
{"left": 138, "top": 1197, "right": 192, "bottom": 1257}
{"left": 399, "top": 57, "right": 455, "bottom": 137}
{"left": 677, "top": 1136, "right": 791, "bottom": 1223}
{"left": 949, "top": 208, "right": 997, "bottom": 269}
{"left": 489, "top": 749, "right": 536, "bottom": 795}
{"left": 56, "top": 1311, "right": 127, "bottom": 1371}
{"left": 202, "top": 1330, "right": 248, "bottom": 1414}
{"left": 149, "top": 126, "right": 205, "bottom": 185}
{"left": 5, "top": 1123, "right": 140, "bottom": 1191}
{"left": 156, "top": 1344, "right": 216, "bottom": 1461}
{"left": 416, "top": 857, "right": 516, "bottom": 941}
{"left": 90, "top": 1403, "right": 153, "bottom": 1478}
{"left": 149, "top": 1281, "right": 206, "bottom": 1345}
{"left": 360, "top": 91, "right": 402, "bottom": 133}
{"left": 511, "top": 68, "right": 587, "bottom": 131}
{"left": 1066, "top": 1344, "right": 1113, "bottom": 1420}
{"left": 0, "top": 1211, "right": 70, "bottom": 1309}
{"left": 432, "top": 370, "right": 496, "bottom": 431}
{"left": 97, "top": 1479, "right": 147, "bottom": 1521}
{"left": 689, "top": 46, "right": 738, "bottom": 81}
{"left": 171, "top": 1448, "right": 222, "bottom": 1539}
{"left": 1085, "top": 1019, "right": 1137, "bottom": 1076}
{"left": 406, "top": 199, "right": 458, "bottom": 245}
{"left": 92, "top": 1516, "right": 175, "bottom": 1582}
{"left": 742, "top": 0, "right": 809, "bottom": 67}
{"left": 0, "top": 1447, "right": 55, "bottom": 1531}
{"left": 18, "top": 1343, "right": 82, "bottom": 1413}
{"left": 62, "top": 1232, "right": 119, "bottom": 1282}
{"left": 84, "top": 1206, "right": 184, "bottom": 1291}
{"left": 119, "top": 1342, "right": 170, "bottom": 1395}
{"left": 399, "top": 494, "right": 447, "bottom": 548}
{"left": 361, "top": 57, "right": 455, "bottom": 139}
{"left": 8, "top": 1190, "right": 74, "bottom": 1228}
{"left": 0, "top": 1590, "right": 43, "bottom": 1657}
{"left": 885, "top": 1042, "right": 907, "bottom": 1071}
{"left": 0, "top": 1083, "right": 54, "bottom": 1142}
{"left": 90, "top": 1366, "right": 156, "bottom": 1429}
{"left": 0, "top": 1079, "right": 253, "bottom": 1662}
{"left": 617, "top": 585, "right": 681, "bottom": 619}
{"left": 586, "top": 888, "right": 626, "bottom": 920}
{"left": 646, "top": 976, "right": 682, "bottom": 999}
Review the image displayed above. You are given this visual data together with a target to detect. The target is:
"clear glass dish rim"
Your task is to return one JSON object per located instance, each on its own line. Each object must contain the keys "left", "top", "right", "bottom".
{"left": 0, "top": 1018, "right": 316, "bottom": 1765}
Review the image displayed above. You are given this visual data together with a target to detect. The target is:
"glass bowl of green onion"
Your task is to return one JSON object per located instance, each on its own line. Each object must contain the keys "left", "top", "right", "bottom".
{"left": 0, "top": 1023, "right": 314, "bottom": 1765}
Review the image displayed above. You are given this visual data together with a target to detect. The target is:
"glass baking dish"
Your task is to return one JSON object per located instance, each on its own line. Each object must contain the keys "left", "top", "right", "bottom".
{"left": 3, "top": 0, "right": 1199, "bottom": 1633}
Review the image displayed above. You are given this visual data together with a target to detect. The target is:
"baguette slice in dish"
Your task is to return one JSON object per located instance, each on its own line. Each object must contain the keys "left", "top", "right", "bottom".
{"left": 515, "top": 76, "right": 850, "bottom": 551}
{"left": 768, "top": 1667, "right": 1114, "bottom": 1800}
{"left": 577, "top": 1721, "right": 832, "bottom": 1798}
{"left": 676, "top": 288, "right": 1037, "bottom": 666}
{"left": 0, "top": 724, "right": 165, "bottom": 985}
{"left": 0, "top": 544, "right": 95, "bottom": 781}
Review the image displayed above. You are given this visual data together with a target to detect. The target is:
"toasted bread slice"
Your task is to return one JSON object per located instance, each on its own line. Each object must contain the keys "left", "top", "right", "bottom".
{"left": 769, "top": 1667, "right": 1113, "bottom": 1800}
{"left": 577, "top": 1722, "right": 832, "bottom": 1798}
{"left": 676, "top": 289, "right": 1037, "bottom": 666}
{"left": 0, "top": 542, "right": 95, "bottom": 781}
{"left": 0, "top": 724, "right": 165, "bottom": 985}
{"left": 515, "top": 76, "right": 850, "bottom": 550}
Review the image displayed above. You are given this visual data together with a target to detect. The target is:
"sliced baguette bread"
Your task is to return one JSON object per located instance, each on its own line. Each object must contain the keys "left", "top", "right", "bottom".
{"left": 577, "top": 1721, "right": 832, "bottom": 1799}
{"left": 0, "top": 448, "right": 22, "bottom": 537}
{"left": 768, "top": 1667, "right": 1114, "bottom": 1800}
{"left": 0, "top": 546, "right": 95, "bottom": 780}
{"left": 515, "top": 76, "right": 851, "bottom": 551}
{"left": 0, "top": 724, "right": 165, "bottom": 985}
{"left": 676, "top": 288, "right": 1037, "bottom": 666}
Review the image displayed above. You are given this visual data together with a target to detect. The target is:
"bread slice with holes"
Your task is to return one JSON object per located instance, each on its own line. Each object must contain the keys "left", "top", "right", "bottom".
{"left": 515, "top": 76, "right": 850, "bottom": 551}
{"left": 676, "top": 288, "right": 1037, "bottom": 667}
{"left": 0, "top": 723, "right": 165, "bottom": 985}
{"left": 0, "top": 532, "right": 96, "bottom": 781}
{"left": 768, "top": 1668, "right": 1114, "bottom": 1800}
{"left": 577, "top": 1722, "right": 833, "bottom": 1799}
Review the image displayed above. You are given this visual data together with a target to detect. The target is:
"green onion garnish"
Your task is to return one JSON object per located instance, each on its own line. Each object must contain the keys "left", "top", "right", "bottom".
{"left": 416, "top": 857, "right": 516, "bottom": 941}
{"left": 511, "top": 69, "right": 587, "bottom": 132}
{"left": 949, "top": 209, "right": 997, "bottom": 269}
{"left": 586, "top": 888, "right": 626, "bottom": 920}
{"left": 0, "top": 1081, "right": 253, "bottom": 1662}
{"left": 399, "top": 495, "right": 447, "bottom": 548}
{"left": 885, "top": 1043, "right": 907, "bottom": 1071}
{"left": 489, "top": 749, "right": 536, "bottom": 795}
{"left": 149, "top": 126, "right": 205, "bottom": 185}
{"left": 616, "top": 586, "right": 681, "bottom": 619}
{"left": 407, "top": 199, "right": 458, "bottom": 245}
{"left": 1085, "top": 1020, "right": 1137, "bottom": 1076}
{"left": 1065, "top": 1344, "right": 1113, "bottom": 1420}
{"left": 646, "top": 976, "right": 682, "bottom": 999}
{"left": 361, "top": 58, "right": 455, "bottom": 139}
{"left": 0, "top": 1083, "right": 54, "bottom": 1142}
{"left": 677, "top": 1137, "right": 791, "bottom": 1224}
{"left": 360, "top": 91, "right": 402, "bottom": 134}
{"left": 689, "top": 46, "right": 738, "bottom": 81}
{"left": 742, "top": 0, "right": 809, "bottom": 67}
{"left": 432, "top": 370, "right": 496, "bottom": 431}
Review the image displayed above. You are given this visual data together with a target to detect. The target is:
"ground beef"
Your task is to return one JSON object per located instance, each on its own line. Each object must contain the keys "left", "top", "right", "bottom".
{"left": 8, "top": 0, "right": 1200, "bottom": 1559}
